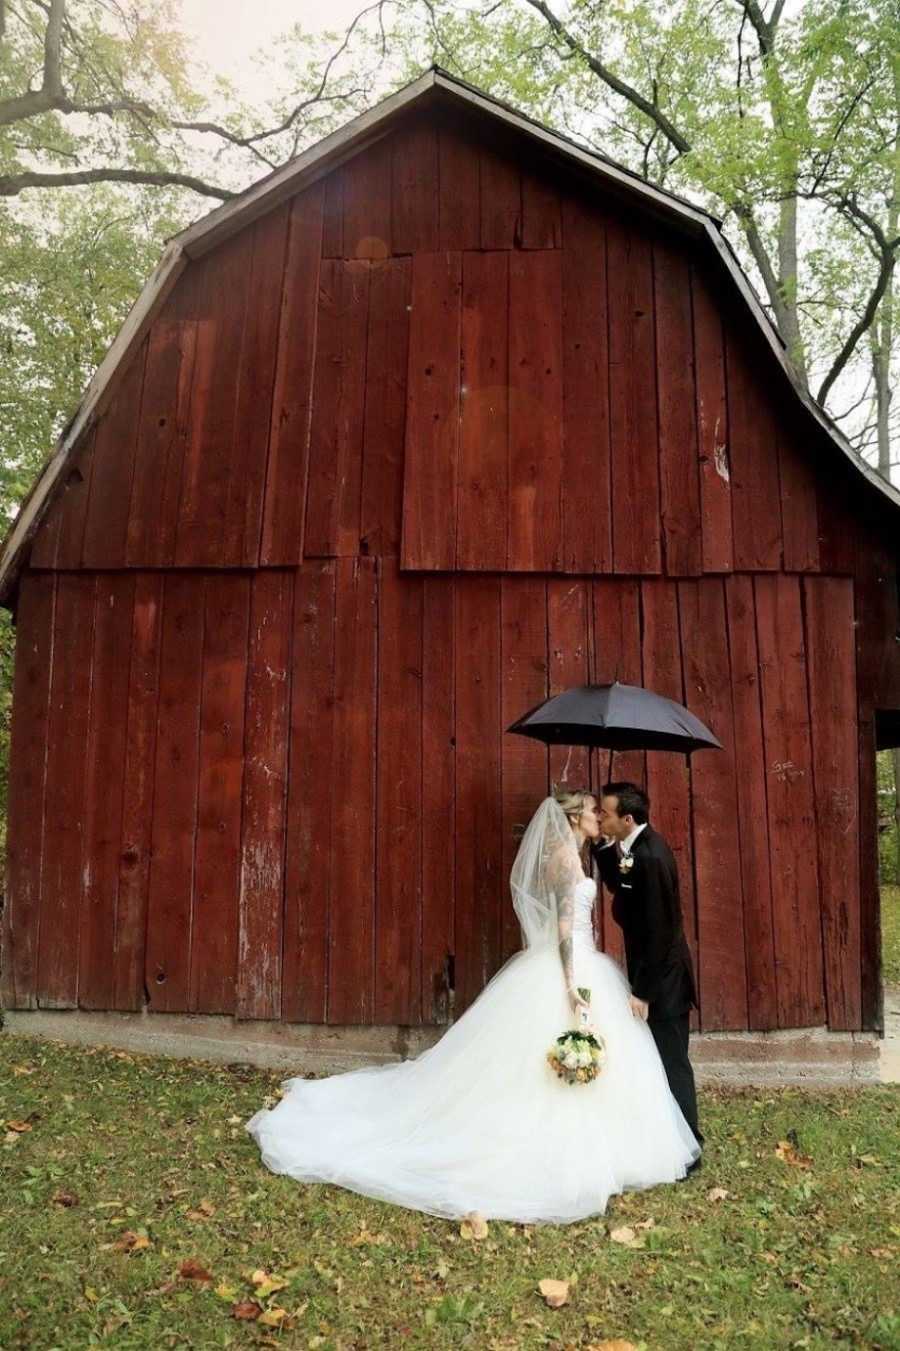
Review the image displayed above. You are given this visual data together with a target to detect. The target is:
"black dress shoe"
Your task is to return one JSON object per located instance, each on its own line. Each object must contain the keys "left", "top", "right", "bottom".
{"left": 686, "top": 1154, "right": 703, "bottom": 1175}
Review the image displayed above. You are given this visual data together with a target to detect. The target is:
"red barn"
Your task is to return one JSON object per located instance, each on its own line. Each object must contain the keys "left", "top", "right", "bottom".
{"left": 2, "top": 69, "right": 898, "bottom": 1072}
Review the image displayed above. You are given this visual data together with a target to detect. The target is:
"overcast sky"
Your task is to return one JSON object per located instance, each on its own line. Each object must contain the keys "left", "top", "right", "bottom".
{"left": 177, "top": 0, "right": 372, "bottom": 91}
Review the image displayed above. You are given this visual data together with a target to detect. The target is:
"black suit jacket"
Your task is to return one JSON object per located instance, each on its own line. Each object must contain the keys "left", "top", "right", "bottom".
{"left": 591, "top": 825, "right": 697, "bottom": 1019}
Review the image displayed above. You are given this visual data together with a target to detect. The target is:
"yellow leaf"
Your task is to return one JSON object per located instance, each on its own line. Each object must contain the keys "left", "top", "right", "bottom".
{"left": 589, "top": 1341, "right": 639, "bottom": 1350}
{"left": 707, "top": 1187, "right": 729, "bottom": 1203}
{"left": 858, "top": 1154, "right": 881, "bottom": 1167}
{"left": 538, "top": 1278, "right": 571, "bottom": 1308}
{"left": 258, "top": 1306, "right": 289, "bottom": 1327}
{"left": 215, "top": 1282, "right": 239, "bottom": 1300}
{"left": 609, "top": 1226, "right": 644, "bottom": 1249}
{"left": 83, "top": 1287, "right": 99, "bottom": 1303}
{"left": 774, "top": 1141, "right": 812, "bottom": 1169}
{"left": 460, "top": 1211, "right": 489, "bottom": 1241}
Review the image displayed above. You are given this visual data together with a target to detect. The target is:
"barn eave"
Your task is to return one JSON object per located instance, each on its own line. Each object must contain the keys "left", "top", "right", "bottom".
{"left": 1, "top": 63, "right": 898, "bottom": 609}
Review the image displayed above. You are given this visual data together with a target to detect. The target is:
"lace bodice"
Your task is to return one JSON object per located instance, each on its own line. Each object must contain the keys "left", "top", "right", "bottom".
{"left": 571, "top": 877, "right": 598, "bottom": 946}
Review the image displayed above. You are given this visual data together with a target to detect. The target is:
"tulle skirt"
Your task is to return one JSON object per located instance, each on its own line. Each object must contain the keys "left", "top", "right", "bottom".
{"left": 246, "top": 942, "right": 700, "bottom": 1224}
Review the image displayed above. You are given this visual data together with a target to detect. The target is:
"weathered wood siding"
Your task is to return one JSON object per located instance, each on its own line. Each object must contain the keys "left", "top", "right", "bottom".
{"left": 9, "top": 103, "right": 900, "bottom": 1033}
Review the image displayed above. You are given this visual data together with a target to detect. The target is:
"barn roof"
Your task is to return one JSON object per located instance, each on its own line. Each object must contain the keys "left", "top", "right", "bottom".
{"left": 1, "top": 64, "right": 898, "bottom": 605}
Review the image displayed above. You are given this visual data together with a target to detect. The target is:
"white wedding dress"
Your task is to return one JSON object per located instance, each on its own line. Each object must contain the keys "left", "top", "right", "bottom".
{"left": 246, "top": 800, "right": 700, "bottom": 1223}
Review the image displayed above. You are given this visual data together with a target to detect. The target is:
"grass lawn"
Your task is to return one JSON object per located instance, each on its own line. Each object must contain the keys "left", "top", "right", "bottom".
{"left": 883, "top": 884, "right": 900, "bottom": 986}
{"left": 1, "top": 1036, "right": 898, "bottom": 1349}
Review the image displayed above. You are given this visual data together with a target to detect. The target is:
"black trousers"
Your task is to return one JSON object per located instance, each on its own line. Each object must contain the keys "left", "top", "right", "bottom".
{"left": 648, "top": 1012, "right": 702, "bottom": 1145}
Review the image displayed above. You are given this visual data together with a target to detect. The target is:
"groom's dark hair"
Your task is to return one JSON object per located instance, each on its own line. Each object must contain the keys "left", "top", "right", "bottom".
{"left": 602, "top": 782, "right": 650, "bottom": 824}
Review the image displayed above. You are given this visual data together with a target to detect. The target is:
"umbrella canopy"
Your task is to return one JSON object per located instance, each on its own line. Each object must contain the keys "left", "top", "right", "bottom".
{"left": 507, "top": 681, "right": 722, "bottom": 754}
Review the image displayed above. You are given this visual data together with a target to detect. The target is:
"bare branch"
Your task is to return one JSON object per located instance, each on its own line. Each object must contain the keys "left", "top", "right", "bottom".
{"left": 521, "top": 0, "right": 692, "bottom": 154}
{"left": 0, "top": 166, "right": 234, "bottom": 199}
{"left": 817, "top": 246, "right": 896, "bottom": 406}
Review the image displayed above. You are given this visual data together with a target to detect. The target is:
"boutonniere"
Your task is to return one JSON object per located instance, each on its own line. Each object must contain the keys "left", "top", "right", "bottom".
{"left": 618, "top": 854, "right": 635, "bottom": 875}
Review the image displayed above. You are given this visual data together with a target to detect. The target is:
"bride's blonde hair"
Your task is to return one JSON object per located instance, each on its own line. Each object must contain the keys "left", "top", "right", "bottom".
{"left": 551, "top": 785, "right": 594, "bottom": 868}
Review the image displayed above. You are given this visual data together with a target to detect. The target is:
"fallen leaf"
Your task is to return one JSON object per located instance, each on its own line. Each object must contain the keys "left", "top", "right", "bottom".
{"left": 6, "top": 1120, "right": 32, "bottom": 1133}
{"left": 350, "top": 1227, "right": 388, "bottom": 1246}
{"left": 634, "top": 1217, "right": 656, "bottom": 1230}
{"left": 11, "top": 1066, "right": 35, "bottom": 1076}
{"left": 179, "top": 1258, "right": 213, "bottom": 1283}
{"left": 857, "top": 1154, "right": 881, "bottom": 1167}
{"left": 215, "top": 1282, "right": 239, "bottom": 1300}
{"left": 538, "top": 1278, "right": 571, "bottom": 1308}
{"left": 589, "top": 1342, "right": 639, "bottom": 1351}
{"left": 231, "top": 1300, "right": 262, "bottom": 1321}
{"left": 775, "top": 1140, "right": 812, "bottom": 1168}
{"left": 51, "top": 1188, "right": 79, "bottom": 1208}
{"left": 707, "top": 1187, "right": 729, "bottom": 1203}
{"left": 609, "top": 1226, "right": 645, "bottom": 1249}
{"left": 113, "top": 1230, "right": 151, "bottom": 1252}
{"left": 258, "top": 1306, "right": 290, "bottom": 1327}
{"left": 460, "top": 1211, "right": 489, "bottom": 1241}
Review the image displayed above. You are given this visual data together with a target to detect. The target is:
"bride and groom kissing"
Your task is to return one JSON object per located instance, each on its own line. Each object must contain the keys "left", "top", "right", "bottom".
{"left": 247, "top": 781, "right": 703, "bottom": 1223}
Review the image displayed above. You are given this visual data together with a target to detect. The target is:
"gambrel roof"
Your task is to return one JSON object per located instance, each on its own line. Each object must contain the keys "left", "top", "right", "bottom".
{"left": 1, "top": 64, "right": 897, "bottom": 604}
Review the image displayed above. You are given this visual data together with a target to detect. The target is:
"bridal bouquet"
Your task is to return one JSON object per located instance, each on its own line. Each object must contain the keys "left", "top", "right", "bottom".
{"left": 547, "top": 987, "right": 607, "bottom": 1084}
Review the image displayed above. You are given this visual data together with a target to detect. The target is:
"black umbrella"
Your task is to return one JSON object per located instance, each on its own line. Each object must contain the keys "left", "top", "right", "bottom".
{"left": 507, "top": 681, "right": 722, "bottom": 754}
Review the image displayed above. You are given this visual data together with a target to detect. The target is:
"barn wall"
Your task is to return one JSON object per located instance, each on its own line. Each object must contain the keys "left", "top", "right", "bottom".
{"left": 2, "top": 565, "right": 863, "bottom": 1032}
{"left": 11, "top": 103, "right": 897, "bottom": 1036}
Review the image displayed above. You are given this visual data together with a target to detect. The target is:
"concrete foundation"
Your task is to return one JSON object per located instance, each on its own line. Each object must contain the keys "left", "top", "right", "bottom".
{"left": 1, "top": 1005, "right": 889, "bottom": 1085}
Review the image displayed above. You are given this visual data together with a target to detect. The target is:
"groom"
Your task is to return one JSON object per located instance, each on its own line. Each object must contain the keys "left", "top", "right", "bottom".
{"left": 590, "top": 781, "right": 703, "bottom": 1159}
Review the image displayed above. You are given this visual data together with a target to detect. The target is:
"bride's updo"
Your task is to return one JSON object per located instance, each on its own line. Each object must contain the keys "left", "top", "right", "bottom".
{"left": 552, "top": 784, "right": 592, "bottom": 830}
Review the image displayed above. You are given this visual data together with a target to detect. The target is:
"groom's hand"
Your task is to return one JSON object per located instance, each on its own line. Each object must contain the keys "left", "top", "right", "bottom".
{"left": 629, "top": 996, "right": 649, "bottom": 1021}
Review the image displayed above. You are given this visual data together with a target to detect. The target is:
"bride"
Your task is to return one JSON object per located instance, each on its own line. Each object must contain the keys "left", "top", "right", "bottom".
{"left": 246, "top": 788, "right": 700, "bottom": 1223}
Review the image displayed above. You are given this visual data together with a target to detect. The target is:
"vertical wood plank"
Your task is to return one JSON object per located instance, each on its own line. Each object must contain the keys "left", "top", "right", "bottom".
{"left": 421, "top": 576, "right": 456, "bottom": 1023}
{"left": 401, "top": 250, "right": 462, "bottom": 570}
{"left": 82, "top": 349, "right": 147, "bottom": 567}
{"left": 520, "top": 167, "right": 561, "bottom": 248}
{"left": 304, "top": 259, "right": 370, "bottom": 556}
{"left": 755, "top": 573, "right": 826, "bottom": 1026}
{"left": 360, "top": 257, "right": 412, "bottom": 557}
{"left": 29, "top": 494, "right": 62, "bottom": 569}
{"left": 724, "top": 328, "right": 783, "bottom": 570}
{"left": 457, "top": 251, "right": 509, "bottom": 570}
{"left": 804, "top": 576, "right": 861, "bottom": 1029}
{"left": 691, "top": 266, "right": 733, "bottom": 573}
{"left": 561, "top": 199, "right": 612, "bottom": 574}
{"left": 391, "top": 120, "right": 439, "bottom": 253}
{"left": 126, "top": 320, "right": 197, "bottom": 567}
{"left": 260, "top": 184, "right": 325, "bottom": 565}
{"left": 547, "top": 579, "right": 590, "bottom": 788}
{"left": 1, "top": 573, "right": 55, "bottom": 1008}
{"left": 778, "top": 424, "right": 820, "bottom": 573}
{"left": 224, "top": 206, "right": 292, "bottom": 566}
{"left": 282, "top": 561, "right": 336, "bottom": 1024}
{"left": 454, "top": 578, "right": 502, "bottom": 1012}
{"left": 78, "top": 574, "right": 135, "bottom": 1010}
{"left": 375, "top": 561, "right": 423, "bottom": 1023}
{"left": 500, "top": 578, "right": 548, "bottom": 962}
{"left": 322, "top": 168, "right": 344, "bottom": 258}
{"left": 342, "top": 138, "right": 392, "bottom": 260}
{"left": 725, "top": 574, "right": 778, "bottom": 1029}
{"left": 607, "top": 219, "right": 661, "bottom": 574}
{"left": 438, "top": 122, "right": 480, "bottom": 250}
{"left": 328, "top": 557, "right": 377, "bottom": 1023}
{"left": 479, "top": 144, "right": 520, "bottom": 249}
{"left": 641, "top": 578, "right": 698, "bottom": 1009}
{"left": 35, "top": 575, "right": 94, "bottom": 1007}
{"left": 145, "top": 574, "right": 205, "bottom": 1011}
{"left": 508, "top": 250, "right": 563, "bottom": 571}
{"left": 114, "top": 572, "right": 163, "bottom": 1010}
{"left": 237, "top": 571, "right": 292, "bottom": 1020}
{"left": 189, "top": 576, "right": 250, "bottom": 1014}
{"left": 54, "top": 430, "right": 96, "bottom": 568}
{"left": 654, "top": 240, "right": 702, "bottom": 576}
{"left": 591, "top": 579, "right": 642, "bottom": 971}
{"left": 174, "top": 232, "right": 253, "bottom": 566}
{"left": 678, "top": 578, "right": 748, "bottom": 1029}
